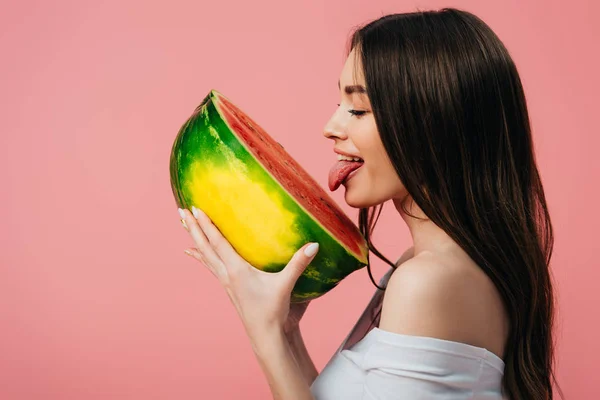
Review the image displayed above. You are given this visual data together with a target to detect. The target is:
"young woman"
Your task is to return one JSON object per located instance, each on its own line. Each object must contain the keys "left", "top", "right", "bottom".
{"left": 178, "top": 7, "right": 563, "bottom": 400}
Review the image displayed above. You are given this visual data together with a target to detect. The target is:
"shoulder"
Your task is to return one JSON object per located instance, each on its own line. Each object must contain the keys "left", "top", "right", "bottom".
{"left": 380, "top": 246, "right": 415, "bottom": 285}
{"left": 379, "top": 251, "right": 492, "bottom": 345}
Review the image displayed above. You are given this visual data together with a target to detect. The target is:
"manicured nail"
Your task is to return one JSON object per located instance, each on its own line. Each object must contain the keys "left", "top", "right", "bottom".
{"left": 178, "top": 208, "right": 185, "bottom": 219}
{"left": 184, "top": 249, "right": 192, "bottom": 256}
{"left": 192, "top": 206, "right": 199, "bottom": 219}
{"left": 180, "top": 219, "right": 188, "bottom": 230}
{"left": 304, "top": 243, "right": 319, "bottom": 257}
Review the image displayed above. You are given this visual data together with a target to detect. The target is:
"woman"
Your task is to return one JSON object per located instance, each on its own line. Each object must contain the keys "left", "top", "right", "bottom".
{"left": 178, "top": 7, "right": 563, "bottom": 400}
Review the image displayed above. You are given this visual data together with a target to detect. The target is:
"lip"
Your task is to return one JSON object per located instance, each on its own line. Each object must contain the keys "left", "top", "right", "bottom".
{"left": 334, "top": 149, "right": 363, "bottom": 159}
{"left": 343, "top": 164, "right": 363, "bottom": 185}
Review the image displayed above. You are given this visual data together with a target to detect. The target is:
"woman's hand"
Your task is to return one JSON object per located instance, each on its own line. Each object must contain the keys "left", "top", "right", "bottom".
{"left": 178, "top": 206, "right": 319, "bottom": 340}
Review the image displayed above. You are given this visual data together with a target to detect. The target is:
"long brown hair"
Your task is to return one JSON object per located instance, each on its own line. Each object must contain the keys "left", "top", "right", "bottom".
{"left": 350, "top": 8, "right": 563, "bottom": 400}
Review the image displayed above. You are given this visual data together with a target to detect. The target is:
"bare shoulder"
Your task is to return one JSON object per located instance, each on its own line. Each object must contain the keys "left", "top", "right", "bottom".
{"left": 379, "top": 251, "right": 509, "bottom": 358}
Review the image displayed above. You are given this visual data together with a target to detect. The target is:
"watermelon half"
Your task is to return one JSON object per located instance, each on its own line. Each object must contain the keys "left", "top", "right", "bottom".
{"left": 169, "top": 89, "right": 368, "bottom": 302}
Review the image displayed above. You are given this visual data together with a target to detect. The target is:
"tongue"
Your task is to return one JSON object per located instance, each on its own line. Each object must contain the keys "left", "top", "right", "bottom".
{"left": 328, "top": 160, "right": 363, "bottom": 191}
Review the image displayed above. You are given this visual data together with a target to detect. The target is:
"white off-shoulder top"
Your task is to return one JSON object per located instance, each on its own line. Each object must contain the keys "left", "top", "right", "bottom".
{"left": 310, "top": 268, "right": 507, "bottom": 399}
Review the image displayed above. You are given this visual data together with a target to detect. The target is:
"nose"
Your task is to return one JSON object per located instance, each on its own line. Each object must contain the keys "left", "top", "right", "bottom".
{"left": 323, "top": 108, "right": 348, "bottom": 141}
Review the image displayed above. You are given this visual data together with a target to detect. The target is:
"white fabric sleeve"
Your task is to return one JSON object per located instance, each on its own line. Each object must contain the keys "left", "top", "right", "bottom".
{"left": 311, "top": 328, "right": 505, "bottom": 400}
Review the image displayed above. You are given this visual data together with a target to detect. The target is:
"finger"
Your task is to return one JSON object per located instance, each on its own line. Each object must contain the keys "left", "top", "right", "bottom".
{"left": 179, "top": 208, "right": 224, "bottom": 275}
{"left": 184, "top": 247, "right": 220, "bottom": 278}
{"left": 184, "top": 247, "right": 201, "bottom": 259}
{"left": 191, "top": 206, "right": 238, "bottom": 263}
{"left": 281, "top": 242, "right": 319, "bottom": 289}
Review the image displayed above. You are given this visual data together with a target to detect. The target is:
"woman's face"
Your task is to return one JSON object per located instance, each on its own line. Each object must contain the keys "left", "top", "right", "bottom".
{"left": 323, "top": 48, "right": 407, "bottom": 208}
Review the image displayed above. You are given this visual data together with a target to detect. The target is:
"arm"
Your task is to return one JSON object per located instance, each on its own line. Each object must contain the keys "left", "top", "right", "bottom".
{"left": 252, "top": 245, "right": 419, "bottom": 398}
{"left": 250, "top": 327, "right": 316, "bottom": 400}
{"left": 179, "top": 207, "right": 318, "bottom": 400}
{"left": 286, "top": 328, "right": 319, "bottom": 386}
{"left": 276, "top": 246, "right": 416, "bottom": 390}
{"left": 276, "top": 247, "right": 414, "bottom": 386}
{"left": 277, "top": 246, "right": 416, "bottom": 390}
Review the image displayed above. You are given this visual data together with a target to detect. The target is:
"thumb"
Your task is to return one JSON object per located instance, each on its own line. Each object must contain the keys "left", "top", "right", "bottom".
{"left": 283, "top": 242, "right": 320, "bottom": 284}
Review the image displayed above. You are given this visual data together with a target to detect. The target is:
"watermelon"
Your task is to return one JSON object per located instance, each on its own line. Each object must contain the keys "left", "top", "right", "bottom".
{"left": 169, "top": 89, "right": 368, "bottom": 302}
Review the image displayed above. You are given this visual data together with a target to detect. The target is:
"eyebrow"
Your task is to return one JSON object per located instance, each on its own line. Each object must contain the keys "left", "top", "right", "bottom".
{"left": 338, "top": 79, "right": 367, "bottom": 95}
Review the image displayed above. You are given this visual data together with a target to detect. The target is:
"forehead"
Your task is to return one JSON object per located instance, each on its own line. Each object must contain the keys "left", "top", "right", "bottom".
{"left": 340, "top": 48, "right": 365, "bottom": 85}
{"left": 338, "top": 48, "right": 368, "bottom": 97}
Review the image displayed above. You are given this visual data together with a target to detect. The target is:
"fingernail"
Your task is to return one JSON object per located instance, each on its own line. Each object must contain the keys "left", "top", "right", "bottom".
{"left": 184, "top": 249, "right": 192, "bottom": 256}
{"left": 178, "top": 208, "right": 185, "bottom": 219}
{"left": 181, "top": 219, "right": 188, "bottom": 230}
{"left": 304, "top": 243, "right": 319, "bottom": 257}
{"left": 192, "top": 206, "right": 199, "bottom": 219}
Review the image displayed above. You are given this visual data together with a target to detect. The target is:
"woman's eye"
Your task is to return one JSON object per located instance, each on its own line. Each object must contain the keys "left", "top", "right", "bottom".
{"left": 348, "top": 110, "right": 366, "bottom": 117}
{"left": 336, "top": 104, "right": 367, "bottom": 117}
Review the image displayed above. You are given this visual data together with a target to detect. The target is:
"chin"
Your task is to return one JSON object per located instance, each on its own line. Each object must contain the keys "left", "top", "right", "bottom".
{"left": 343, "top": 188, "right": 381, "bottom": 209}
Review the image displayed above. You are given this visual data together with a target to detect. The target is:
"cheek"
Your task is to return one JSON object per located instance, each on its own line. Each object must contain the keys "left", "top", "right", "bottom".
{"left": 368, "top": 159, "right": 406, "bottom": 196}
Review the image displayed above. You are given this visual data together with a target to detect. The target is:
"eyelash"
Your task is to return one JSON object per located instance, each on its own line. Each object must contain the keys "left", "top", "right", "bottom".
{"left": 337, "top": 104, "right": 367, "bottom": 117}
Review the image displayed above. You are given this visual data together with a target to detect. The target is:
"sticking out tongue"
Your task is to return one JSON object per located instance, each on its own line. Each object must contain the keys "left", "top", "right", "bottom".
{"left": 328, "top": 160, "right": 364, "bottom": 191}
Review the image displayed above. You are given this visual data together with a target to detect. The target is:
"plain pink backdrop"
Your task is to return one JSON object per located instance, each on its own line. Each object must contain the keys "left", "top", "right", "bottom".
{"left": 1, "top": 0, "right": 597, "bottom": 398}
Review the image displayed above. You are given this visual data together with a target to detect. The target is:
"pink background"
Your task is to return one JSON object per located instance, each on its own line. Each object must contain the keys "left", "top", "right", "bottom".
{"left": 1, "top": 0, "right": 597, "bottom": 398}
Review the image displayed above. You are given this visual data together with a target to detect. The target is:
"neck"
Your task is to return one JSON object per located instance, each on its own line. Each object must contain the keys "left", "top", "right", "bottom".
{"left": 392, "top": 196, "right": 453, "bottom": 255}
